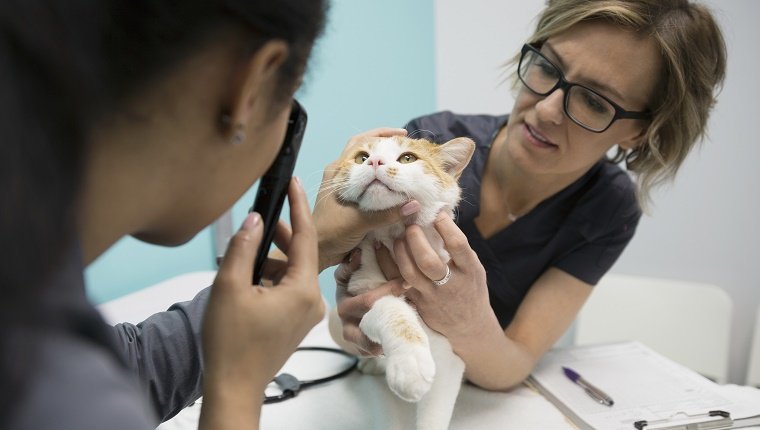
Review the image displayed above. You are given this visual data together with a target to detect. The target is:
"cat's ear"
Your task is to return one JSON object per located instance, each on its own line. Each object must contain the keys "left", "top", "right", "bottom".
{"left": 438, "top": 137, "right": 476, "bottom": 178}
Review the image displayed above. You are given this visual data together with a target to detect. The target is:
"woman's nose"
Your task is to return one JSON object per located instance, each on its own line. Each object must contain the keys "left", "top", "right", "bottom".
{"left": 535, "top": 89, "right": 565, "bottom": 126}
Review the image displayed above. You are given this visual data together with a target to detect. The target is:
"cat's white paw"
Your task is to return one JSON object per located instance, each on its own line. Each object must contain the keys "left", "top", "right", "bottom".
{"left": 385, "top": 346, "right": 436, "bottom": 402}
{"left": 357, "top": 356, "right": 387, "bottom": 375}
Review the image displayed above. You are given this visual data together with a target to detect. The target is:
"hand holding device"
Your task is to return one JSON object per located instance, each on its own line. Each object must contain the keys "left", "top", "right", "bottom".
{"left": 250, "top": 99, "right": 307, "bottom": 285}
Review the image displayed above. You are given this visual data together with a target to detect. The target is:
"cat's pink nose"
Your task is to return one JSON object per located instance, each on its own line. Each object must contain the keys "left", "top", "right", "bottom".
{"left": 369, "top": 157, "right": 385, "bottom": 168}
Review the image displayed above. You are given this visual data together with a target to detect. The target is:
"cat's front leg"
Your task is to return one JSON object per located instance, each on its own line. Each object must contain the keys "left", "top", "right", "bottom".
{"left": 359, "top": 295, "right": 435, "bottom": 402}
{"left": 415, "top": 329, "right": 465, "bottom": 430}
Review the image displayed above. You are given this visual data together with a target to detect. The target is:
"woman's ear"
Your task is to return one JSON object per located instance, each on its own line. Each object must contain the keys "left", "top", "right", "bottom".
{"left": 226, "top": 40, "right": 289, "bottom": 129}
{"left": 618, "top": 123, "right": 648, "bottom": 151}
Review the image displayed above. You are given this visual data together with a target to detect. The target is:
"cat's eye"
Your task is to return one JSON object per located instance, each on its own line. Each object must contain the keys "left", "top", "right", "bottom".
{"left": 354, "top": 151, "right": 370, "bottom": 164}
{"left": 397, "top": 153, "right": 417, "bottom": 164}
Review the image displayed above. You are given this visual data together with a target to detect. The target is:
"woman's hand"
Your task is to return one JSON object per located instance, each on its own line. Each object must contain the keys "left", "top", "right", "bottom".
{"left": 394, "top": 212, "right": 492, "bottom": 343}
{"left": 314, "top": 128, "right": 420, "bottom": 272}
{"left": 200, "top": 178, "right": 324, "bottom": 419}
{"left": 329, "top": 248, "right": 405, "bottom": 356}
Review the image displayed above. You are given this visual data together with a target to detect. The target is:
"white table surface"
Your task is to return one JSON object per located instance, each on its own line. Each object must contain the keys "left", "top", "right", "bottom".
{"left": 98, "top": 271, "right": 573, "bottom": 429}
{"left": 98, "top": 272, "right": 760, "bottom": 430}
{"left": 154, "top": 319, "right": 573, "bottom": 430}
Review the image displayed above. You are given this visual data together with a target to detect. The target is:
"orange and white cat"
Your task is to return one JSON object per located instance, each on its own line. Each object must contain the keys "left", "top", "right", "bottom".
{"left": 331, "top": 135, "right": 475, "bottom": 430}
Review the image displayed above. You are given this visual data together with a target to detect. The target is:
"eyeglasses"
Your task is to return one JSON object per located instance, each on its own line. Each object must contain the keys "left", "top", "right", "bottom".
{"left": 517, "top": 43, "right": 650, "bottom": 133}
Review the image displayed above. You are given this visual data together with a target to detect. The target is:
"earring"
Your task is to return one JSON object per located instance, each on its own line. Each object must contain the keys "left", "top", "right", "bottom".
{"left": 220, "top": 113, "right": 245, "bottom": 145}
{"left": 625, "top": 148, "right": 641, "bottom": 169}
{"left": 231, "top": 124, "right": 246, "bottom": 145}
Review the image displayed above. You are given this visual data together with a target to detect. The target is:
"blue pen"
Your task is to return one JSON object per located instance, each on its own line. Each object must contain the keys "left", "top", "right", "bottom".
{"left": 562, "top": 366, "right": 614, "bottom": 407}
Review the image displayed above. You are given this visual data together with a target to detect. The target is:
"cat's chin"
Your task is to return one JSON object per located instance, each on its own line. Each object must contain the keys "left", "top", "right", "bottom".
{"left": 358, "top": 196, "right": 408, "bottom": 212}
{"left": 356, "top": 183, "right": 407, "bottom": 212}
{"left": 358, "top": 199, "right": 404, "bottom": 212}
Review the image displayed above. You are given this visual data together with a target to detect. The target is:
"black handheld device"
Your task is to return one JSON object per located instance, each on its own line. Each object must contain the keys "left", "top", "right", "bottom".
{"left": 250, "top": 99, "right": 307, "bottom": 285}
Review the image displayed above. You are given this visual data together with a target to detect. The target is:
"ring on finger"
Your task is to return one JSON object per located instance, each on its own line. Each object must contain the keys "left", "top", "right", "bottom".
{"left": 431, "top": 264, "right": 452, "bottom": 287}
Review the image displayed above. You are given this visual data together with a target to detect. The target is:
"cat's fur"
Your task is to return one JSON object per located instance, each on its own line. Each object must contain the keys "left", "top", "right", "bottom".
{"left": 331, "top": 135, "right": 475, "bottom": 430}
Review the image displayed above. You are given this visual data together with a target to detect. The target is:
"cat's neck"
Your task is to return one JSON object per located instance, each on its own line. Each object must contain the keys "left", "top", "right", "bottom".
{"left": 414, "top": 202, "right": 454, "bottom": 227}
{"left": 368, "top": 203, "right": 454, "bottom": 244}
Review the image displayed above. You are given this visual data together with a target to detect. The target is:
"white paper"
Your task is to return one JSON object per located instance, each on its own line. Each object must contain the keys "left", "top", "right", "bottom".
{"left": 530, "top": 342, "right": 760, "bottom": 430}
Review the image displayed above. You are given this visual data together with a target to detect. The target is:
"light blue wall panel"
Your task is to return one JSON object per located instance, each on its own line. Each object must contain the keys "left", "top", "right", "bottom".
{"left": 85, "top": 233, "right": 215, "bottom": 304}
{"left": 86, "top": 0, "right": 436, "bottom": 305}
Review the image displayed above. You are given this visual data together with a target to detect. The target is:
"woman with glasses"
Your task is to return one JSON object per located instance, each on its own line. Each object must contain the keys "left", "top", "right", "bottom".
{"left": 318, "top": 0, "right": 727, "bottom": 390}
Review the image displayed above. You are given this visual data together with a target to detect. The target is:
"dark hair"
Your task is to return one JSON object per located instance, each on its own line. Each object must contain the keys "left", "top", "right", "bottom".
{"left": 102, "top": 1, "right": 328, "bottom": 109}
{"left": 0, "top": 0, "right": 327, "bottom": 424}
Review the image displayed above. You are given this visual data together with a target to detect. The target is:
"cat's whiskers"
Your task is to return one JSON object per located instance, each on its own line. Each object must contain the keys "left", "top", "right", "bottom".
{"left": 314, "top": 177, "right": 352, "bottom": 206}
{"left": 458, "top": 196, "right": 477, "bottom": 208}
{"left": 317, "top": 183, "right": 350, "bottom": 197}
{"left": 314, "top": 180, "right": 349, "bottom": 197}
{"left": 302, "top": 167, "right": 347, "bottom": 186}
{"left": 407, "top": 129, "right": 436, "bottom": 139}
{"left": 303, "top": 168, "right": 336, "bottom": 184}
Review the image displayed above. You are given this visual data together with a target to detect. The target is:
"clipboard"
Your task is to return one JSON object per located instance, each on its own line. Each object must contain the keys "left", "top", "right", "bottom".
{"left": 633, "top": 410, "right": 760, "bottom": 430}
{"left": 527, "top": 341, "right": 760, "bottom": 430}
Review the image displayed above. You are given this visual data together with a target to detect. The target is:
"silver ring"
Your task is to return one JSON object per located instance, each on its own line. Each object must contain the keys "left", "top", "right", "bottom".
{"left": 431, "top": 265, "right": 452, "bottom": 287}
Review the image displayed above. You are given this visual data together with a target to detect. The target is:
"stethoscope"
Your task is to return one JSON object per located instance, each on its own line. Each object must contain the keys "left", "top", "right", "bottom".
{"left": 263, "top": 346, "right": 359, "bottom": 404}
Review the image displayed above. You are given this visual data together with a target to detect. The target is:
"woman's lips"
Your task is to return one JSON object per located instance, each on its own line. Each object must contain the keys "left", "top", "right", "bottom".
{"left": 524, "top": 123, "right": 558, "bottom": 149}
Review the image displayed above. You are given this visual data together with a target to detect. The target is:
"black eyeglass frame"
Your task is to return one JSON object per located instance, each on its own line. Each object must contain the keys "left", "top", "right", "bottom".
{"left": 518, "top": 43, "right": 651, "bottom": 133}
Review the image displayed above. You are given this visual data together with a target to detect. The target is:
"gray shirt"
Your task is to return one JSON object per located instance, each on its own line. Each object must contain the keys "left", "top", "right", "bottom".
{"left": 9, "top": 246, "right": 208, "bottom": 429}
{"left": 406, "top": 111, "right": 641, "bottom": 328}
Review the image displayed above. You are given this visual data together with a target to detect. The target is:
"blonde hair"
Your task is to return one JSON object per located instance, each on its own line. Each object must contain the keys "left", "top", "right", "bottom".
{"left": 510, "top": 0, "right": 726, "bottom": 208}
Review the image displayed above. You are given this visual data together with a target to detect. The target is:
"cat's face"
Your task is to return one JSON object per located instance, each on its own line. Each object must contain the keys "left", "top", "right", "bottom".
{"left": 333, "top": 136, "right": 475, "bottom": 212}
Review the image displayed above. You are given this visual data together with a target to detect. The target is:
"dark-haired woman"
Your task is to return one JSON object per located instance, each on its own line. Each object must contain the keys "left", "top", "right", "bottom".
{"left": 1, "top": 1, "right": 327, "bottom": 429}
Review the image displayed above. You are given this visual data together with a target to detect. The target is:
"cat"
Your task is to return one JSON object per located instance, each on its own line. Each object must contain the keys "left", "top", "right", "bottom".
{"left": 331, "top": 134, "right": 476, "bottom": 430}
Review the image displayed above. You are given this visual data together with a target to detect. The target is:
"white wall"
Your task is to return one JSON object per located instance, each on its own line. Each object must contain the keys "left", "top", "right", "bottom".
{"left": 435, "top": 0, "right": 760, "bottom": 384}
